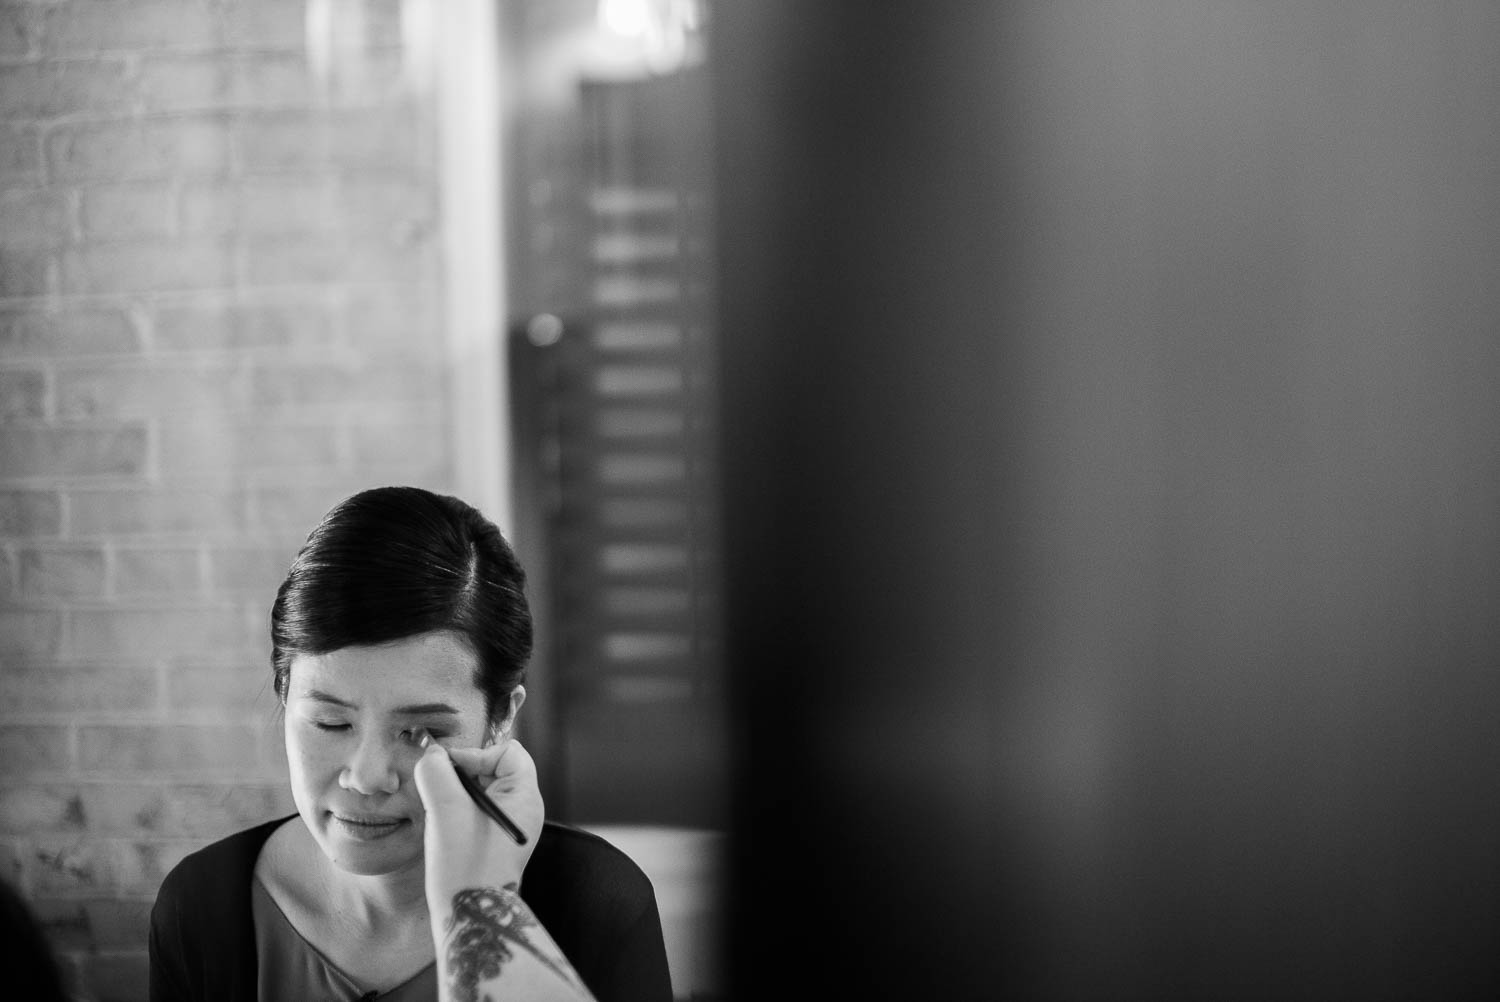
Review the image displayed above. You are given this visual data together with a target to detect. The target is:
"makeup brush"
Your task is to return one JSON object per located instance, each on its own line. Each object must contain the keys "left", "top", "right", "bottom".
{"left": 417, "top": 729, "right": 528, "bottom": 845}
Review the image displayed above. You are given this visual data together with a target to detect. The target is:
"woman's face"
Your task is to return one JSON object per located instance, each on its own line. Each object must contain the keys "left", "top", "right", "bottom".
{"left": 283, "top": 630, "right": 500, "bottom": 877}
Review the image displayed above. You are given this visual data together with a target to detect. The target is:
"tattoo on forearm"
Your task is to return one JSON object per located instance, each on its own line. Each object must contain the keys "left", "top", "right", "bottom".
{"left": 444, "top": 884, "right": 584, "bottom": 1002}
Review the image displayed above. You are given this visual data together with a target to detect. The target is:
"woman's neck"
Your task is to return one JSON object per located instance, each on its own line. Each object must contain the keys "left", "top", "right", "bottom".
{"left": 316, "top": 854, "right": 430, "bottom": 936}
{"left": 262, "top": 817, "right": 430, "bottom": 937}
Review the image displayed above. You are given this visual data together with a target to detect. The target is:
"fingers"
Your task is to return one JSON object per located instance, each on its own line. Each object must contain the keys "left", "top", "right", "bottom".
{"left": 448, "top": 739, "right": 538, "bottom": 789}
{"left": 446, "top": 742, "right": 505, "bottom": 778}
{"left": 416, "top": 735, "right": 543, "bottom": 901}
{"left": 412, "top": 739, "right": 469, "bottom": 811}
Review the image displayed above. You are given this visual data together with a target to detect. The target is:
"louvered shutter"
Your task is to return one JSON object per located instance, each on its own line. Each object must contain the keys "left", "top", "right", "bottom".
{"left": 510, "top": 68, "right": 725, "bottom": 827}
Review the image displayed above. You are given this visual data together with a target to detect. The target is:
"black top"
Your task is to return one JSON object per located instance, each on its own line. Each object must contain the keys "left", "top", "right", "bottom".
{"left": 149, "top": 815, "right": 674, "bottom": 1002}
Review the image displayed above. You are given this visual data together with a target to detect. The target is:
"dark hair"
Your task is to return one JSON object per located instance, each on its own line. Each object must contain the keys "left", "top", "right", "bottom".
{"left": 270, "top": 486, "right": 533, "bottom": 722}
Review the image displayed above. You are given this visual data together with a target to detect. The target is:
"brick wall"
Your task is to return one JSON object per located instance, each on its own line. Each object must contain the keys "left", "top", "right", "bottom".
{"left": 0, "top": 2, "right": 457, "bottom": 999}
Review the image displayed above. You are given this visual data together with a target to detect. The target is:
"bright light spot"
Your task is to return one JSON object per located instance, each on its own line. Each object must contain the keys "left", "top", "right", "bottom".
{"left": 599, "top": 0, "right": 652, "bottom": 38}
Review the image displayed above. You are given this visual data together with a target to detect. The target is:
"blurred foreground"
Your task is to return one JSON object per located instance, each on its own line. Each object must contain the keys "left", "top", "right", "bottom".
{"left": 714, "top": 3, "right": 1500, "bottom": 999}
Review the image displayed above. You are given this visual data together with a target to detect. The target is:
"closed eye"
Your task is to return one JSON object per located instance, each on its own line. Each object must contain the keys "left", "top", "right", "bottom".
{"left": 312, "top": 721, "right": 350, "bottom": 732}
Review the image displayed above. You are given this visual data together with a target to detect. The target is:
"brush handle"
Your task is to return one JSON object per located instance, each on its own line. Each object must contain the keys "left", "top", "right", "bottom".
{"left": 452, "top": 760, "right": 529, "bottom": 845}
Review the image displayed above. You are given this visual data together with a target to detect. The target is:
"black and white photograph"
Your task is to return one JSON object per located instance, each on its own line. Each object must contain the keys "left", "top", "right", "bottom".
{"left": 2, "top": 2, "right": 1498, "bottom": 1000}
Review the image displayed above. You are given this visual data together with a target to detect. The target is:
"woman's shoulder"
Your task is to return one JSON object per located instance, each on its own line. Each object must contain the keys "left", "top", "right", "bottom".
{"left": 526, "top": 822, "right": 659, "bottom": 912}
{"left": 151, "top": 818, "right": 294, "bottom": 998}
{"left": 522, "top": 824, "right": 673, "bottom": 996}
{"left": 157, "top": 815, "right": 298, "bottom": 906}
{"left": 534, "top": 822, "right": 654, "bottom": 877}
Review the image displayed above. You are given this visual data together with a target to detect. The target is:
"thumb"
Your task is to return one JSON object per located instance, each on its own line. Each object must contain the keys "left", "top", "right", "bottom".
{"left": 412, "top": 739, "right": 467, "bottom": 812}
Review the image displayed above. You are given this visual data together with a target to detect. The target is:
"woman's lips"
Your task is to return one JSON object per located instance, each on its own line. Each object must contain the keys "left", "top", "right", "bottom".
{"left": 330, "top": 813, "right": 410, "bottom": 840}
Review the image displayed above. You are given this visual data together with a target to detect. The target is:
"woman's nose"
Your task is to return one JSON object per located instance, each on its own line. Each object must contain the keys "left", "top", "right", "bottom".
{"left": 339, "top": 732, "right": 402, "bottom": 795}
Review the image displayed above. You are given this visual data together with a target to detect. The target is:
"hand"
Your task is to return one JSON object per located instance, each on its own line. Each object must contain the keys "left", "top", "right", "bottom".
{"left": 414, "top": 739, "right": 593, "bottom": 1002}
{"left": 412, "top": 736, "right": 544, "bottom": 905}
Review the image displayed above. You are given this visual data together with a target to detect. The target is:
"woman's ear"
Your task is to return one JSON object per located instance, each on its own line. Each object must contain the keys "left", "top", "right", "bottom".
{"left": 491, "top": 685, "right": 527, "bottom": 743}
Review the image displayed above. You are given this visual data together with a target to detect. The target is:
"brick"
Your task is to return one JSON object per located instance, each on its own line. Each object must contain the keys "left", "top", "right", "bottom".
{"left": 358, "top": 357, "right": 447, "bottom": 401}
{"left": 335, "top": 175, "right": 435, "bottom": 235}
{"left": 0, "top": 424, "right": 148, "bottom": 479}
{"left": 19, "top": 546, "right": 106, "bottom": 599}
{"left": 245, "top": 482, "right": 366, "bottom": 533}
{"left": 47, "top": 116, "right": 233, "bottom": 182}
{"left": 30, "top": 841, "right": 114, "bottom": 895}
{"left": 88, "top": 897, "right": 154, "bottom": 951}
{"left": 0, "top": 60, "right": 133, "bottom": 120}
{"left": 65, "top": 606, "right": 258, "bottom": 660}
{"left": 61, "top": 240, "right": 234, "bottom": 294}
{"left": 0, "top": 246, "right": 51, "bottom": 297}
{"left": 29, "top": 838, "right": 189, "bottom": 899}
{"left": 238, "top": 237, "right": 339, "bottom": 286}
{"left": 31, "top": 897, "right": 94, "bottom": 951}
{"left": 237, "top": 109, "right": 421, "bottom": 172}
{"left": 0, "top": 490, "right": 61, "bottom": 536}
{"left": 0, "top": 6, "right": 39, "bottom": 58}
{"left": 31, "top": 897, "right": 152, "bottom": 952}
{"left": 166, "top": 663, "right": 279, "bottom": 715}
{"left": 361, "top": 236, "right": 443, "bottom": 284}
{"left": 0, "top": 308, "right": 140, "bottom": 359}
{"left": 241, "top": 236, "right": 429, "bottom": 287}
{"left": 79, "top": 949, "right": 149, "bottom": 1002}
{"left": 235, "top": 112, "right": 331, "bottom": 172}
{"left": 244, "top": 356, "right": 378, "bottom": 408}
{"left": 112, "top": 546, "right": 202, "bottom": 597}
{"left": 313, "top": 46, "right": 408, "bottom": 106}
{"left": 55, "top": 360, "right": 250, "bottom": 420}
{"left": 0, "top": 188, "right": 70, "bottom": 248}
{"left": 0, "top": 609, "right": 62, "bottom": 660}
{"left": 0, "top": 785, "right": 86, "bottom": 833}
{"left": 80, "top": 183, "right": 175, "bottom": 241}
{"left": 77, "top": 781, "right": 291, "bottom": 837}
{"left": 67, "top": 487, "right": 245, "bottom": 537}
{"left": 230, "top": 52, "right": 314, "bottom": 107}
{"left": 238, "top": 176, "right": 336, "bottom": 231}
{"left": 134, "top": 56, "right": 228, "bottom": 114}
{"left": 0, "top": 840, "right": 23, "bottom": 887}
{"left": 0, "top": 546, "right": 13, "bottom": 597}
{"left": 76, "top": 723, "right": 265, "bottom": 775}
{"left": 180, "top": 175, "right": 335, "bottom": 237}
{"left": 158, "top": 421, "right": 341, "bottom": 475}
{"left": 152, "top": 298, "right": 338, "bottom": 352}
{"left": 41, "top": 2, "right": 218, "bottom": 55}
{"left": 0, "top": 123, "right": 43, "bottom": 184}
{"left": 219, "top": 2, "right": 305, "bottom": 51}
{"left": 349, "top": 417, "right": 449, "bottom": 473}
{"left": 173, "top": 185, "right": 235, "bottom": 238}
{"left": 0, "top": 725, "right": 72, "bottom": 775}
{"left": 204, "top": 545, "right": 289, "bottom": 596}
{"left": 334, "top": 0, "right": 405, "bottom": 48}
{"left": 56, "top": 955, "right": 88, "bottom": 1001}
{"left": 0, "top": 664, "right": 158, "bottom": 714}
{"left": 0, "top": 369, "right": 46, "bottom": 420}
{"left": 133, "top": 839, "right": 198, "bottom": 887}
{"left": 342, "top": 285, "right": 440, "bottom": 349}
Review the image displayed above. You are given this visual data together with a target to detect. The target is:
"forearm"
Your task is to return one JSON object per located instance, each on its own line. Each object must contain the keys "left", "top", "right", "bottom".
{"left": 433, "top": 884, "right": 597, "bottom": 1002}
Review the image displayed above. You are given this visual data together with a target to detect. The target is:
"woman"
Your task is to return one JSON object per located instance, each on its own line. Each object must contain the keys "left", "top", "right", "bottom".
{"left": 149, "top": 486, "right": 674, "bottom": 1002}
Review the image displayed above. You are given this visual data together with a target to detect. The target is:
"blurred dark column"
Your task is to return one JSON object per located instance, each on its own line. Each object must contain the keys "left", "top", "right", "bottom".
{"left": 713, "top": 3, "right": 1038, "bottom": 999}
{"left": 713, "top": 2, "right": 1500, "bottom": 1000}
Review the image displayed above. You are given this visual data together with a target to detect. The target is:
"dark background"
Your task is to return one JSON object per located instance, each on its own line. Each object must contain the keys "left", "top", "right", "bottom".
{"left": 713, "top": 2, "right": 1500, "bottom": 999}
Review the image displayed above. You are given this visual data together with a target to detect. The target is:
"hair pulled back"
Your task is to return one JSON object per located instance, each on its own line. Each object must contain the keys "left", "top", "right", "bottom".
{"left": 270, "top": 486, "right": 532, "bottom": 722}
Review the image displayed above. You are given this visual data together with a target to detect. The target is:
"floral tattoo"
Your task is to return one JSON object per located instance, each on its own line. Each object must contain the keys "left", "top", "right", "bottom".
{"left": 444, "top": 884, "right": 583, "bottom": 1002}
